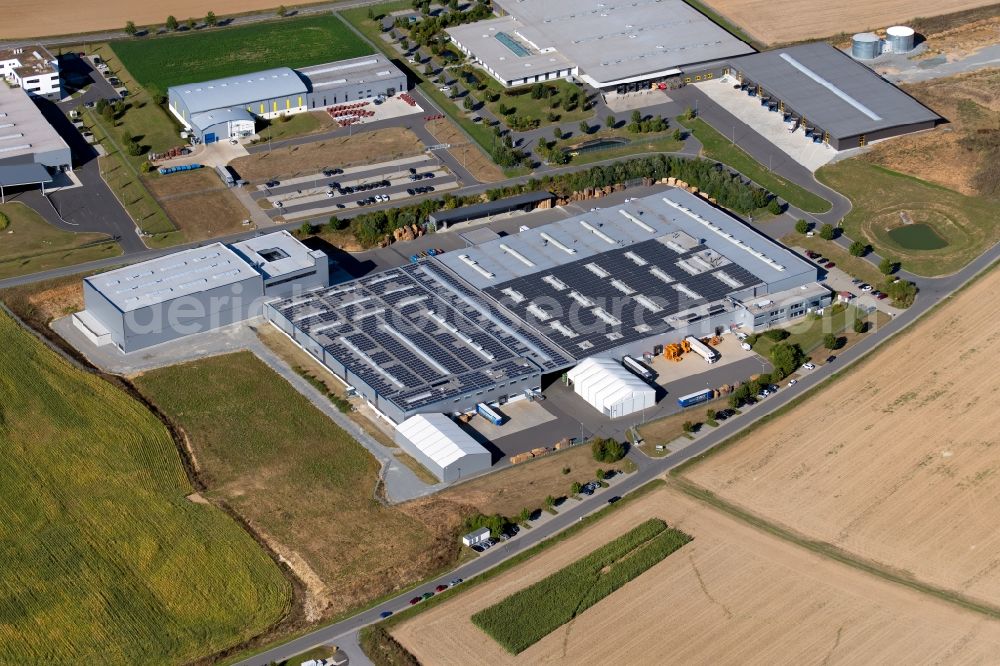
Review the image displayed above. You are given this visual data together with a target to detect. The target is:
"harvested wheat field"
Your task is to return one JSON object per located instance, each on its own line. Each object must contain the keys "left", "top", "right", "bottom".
{"left": 394, "top": 485, "right": 1000, "bottom": 664}
{"left": 685, "top": 266, "right": 1000, "bottom": 607}
{"left": 230, "top": 127, "right": 424, "bottom": 183}
{"left": 1, "top": 1, "right": 292, "bottom": 39}
{"left": 701, "top": 0, "right": 997, "bottom": 45}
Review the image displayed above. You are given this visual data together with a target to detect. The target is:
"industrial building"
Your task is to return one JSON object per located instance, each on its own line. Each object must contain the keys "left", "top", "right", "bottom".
{"left": 427, "top": 190, "right": 554, "bottom": 229}
{"left": 725, "top": 42, "right": 940, "bottom": 149}
{"left": 567, "top": 358, "right": 656, "bottom": 419}
{"left": 395, "top": 413, "right": 492, "bottom": 482}
{"left": 74, "top": 230, "right": 327, "bottom": 353}
{"left": 266, "top": 189, "right": 829, "bottom": 425}
{"left": 167, "top": 55, "right": 406, "bottom": 142}
{"left": 446, "top": 0, "right": 753, "bottom": 91}
{"left": 0, "top": 84, "right": 72, "bottom": 200}
{"left": 0, "top": 45, "right": 62, "bottom": 100}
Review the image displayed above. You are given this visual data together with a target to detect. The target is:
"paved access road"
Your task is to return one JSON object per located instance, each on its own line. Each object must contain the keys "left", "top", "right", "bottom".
{"left": 235, "top": 234, "right": 1000, "bottom": 666}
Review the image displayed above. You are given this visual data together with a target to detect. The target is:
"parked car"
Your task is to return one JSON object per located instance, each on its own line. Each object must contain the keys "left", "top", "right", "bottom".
{"left": 826, "top": 355, "right": 837, "bottom": 363}
{"left": 471, "top": 543, "right": 484, "bottom": 552}
{"left": 409, "top": 597, "right": 422, "bottom": 605}
{"left": 274, "top": 201, "right": 283, "bottom": 208}
{"left": 407, "top": 188, "right": 415, "bottom": 196}
{"left": 607, "top": 496, "right": 621, "bottom": 504}
{"left": 326, "top": 190, "right": 335, "bottom": 198}
{"left": 802, "top": 362, "right": 816, "bottom": 370}
{"left": 860, "top": 284, "right": 872, "bottom": 291}
{"left": 877, "top": 292, "right": 888, "bottom": 300}
{"left": 265, "top": 179, "right": 279, "bottom": 187}
{"left": 435, "top": 584, "right": 448, "bottom": 592}
{"left": 379, "top": 610, "right": 393, "bottom": 619}
{"left": 788, "top": 379, "right": 797, "bottom": 387}
{"left": 805, "top": 250, "right": 818, "bottom": 259}
{"left": 450, "top": 578, "right": 463, "bottom": 586}
{"left": 421, "top": 592, "right": 434, "bottom": 600}
{"left": 851, "top": 278, "right": 862, "bottom": 285}
{"left": 826, "top": 262, "right": 836, "bottom": 268}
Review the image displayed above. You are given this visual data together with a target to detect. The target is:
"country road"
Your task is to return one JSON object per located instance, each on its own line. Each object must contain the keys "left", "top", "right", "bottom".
{"left": 233, "top": 233, "right": 1000, "bottom": 665}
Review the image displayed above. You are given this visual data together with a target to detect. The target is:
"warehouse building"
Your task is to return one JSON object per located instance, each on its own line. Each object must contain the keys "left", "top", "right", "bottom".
{"left": 168, "top": 55, "right": 406, "bottom": 142}
{"left": 0, "top": 45, "right": 62, "bottom": 100}
{"left": 725, "top": 42, "right": 940, "bottom": 149}
{"left": 428, "top": 190, "right": 554, "bottom": 229}
{"left": 74, "top": 231, "right": 326, "bottom": 353}
{"left": 395, "top": 413, "right": 492, "bottom": 482}
{"left": 266, "top": 189, "right": 828, "bottom": 425}
{"left": 566, "top": 357, "right": 655, "bottom": 419}
{"left": 447, "top": 0, "right": 753, "bottom": 91}
{"left": 0, "top": 84, "right": 72, "bottom": 200}
{"left": 264, "top": 261, "right": 572, "bottom": 424}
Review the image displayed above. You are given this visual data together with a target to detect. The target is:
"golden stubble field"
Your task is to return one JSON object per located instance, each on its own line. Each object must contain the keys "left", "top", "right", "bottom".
{"left": 685, "top": 267, "right": 1000, "bottom": 606}
{"left": 393, "top": 485, "right": 1000, "bottom": 664}
{"left": 701, "top": 0, "right": 997, "bottom": 44}
{"left": 1, "top": 1, "right": 292, "bottom": 39}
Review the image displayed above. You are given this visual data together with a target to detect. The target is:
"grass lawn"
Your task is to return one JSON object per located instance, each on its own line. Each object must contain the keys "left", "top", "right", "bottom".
{"left": 475, "top": 76, "right": 591, "bottom": 128}
{"left": 678, "top": 116, "right": 831, "bottom": 214}
{"left": 750, "top": 304, "right": 870, "bottom": 358}
{"left": 781, "top": 232, "right": 887, "bottom": 288}
{"left": 471, "top": 518, "right": 691, "bottom": 654}
{"left": 0, "top": 203, "right": 121, "bottom": 279}
{"left": 255, "top": 111, "right": 336, "bottom": 143}
{"left": 0, "top": 312, "right": 290, "bottom": 664}
{"left": 111, "top": 15, "right": 372, "bottom": 91}
{"left": 133, "top": 352, "right": 455, "bottom": 619}
{"left": 816, "top": 160, "right": 1000, "bottom": 276}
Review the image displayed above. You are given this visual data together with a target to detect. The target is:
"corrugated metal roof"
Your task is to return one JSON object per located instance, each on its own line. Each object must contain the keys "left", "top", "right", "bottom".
{"left": 168, "top": 67, "right": 307, "bottom": 114}
{"left": 730, "top": 43, "right": 940, "bottom": 139}
{"left": 429, "top": 191, "right": 554, "bottom": 225}
{"left": 396, "top": 413, "right": 489, "bottom": 469}
{"left": 189, "top": 107, "right": 255, "bottom": 132}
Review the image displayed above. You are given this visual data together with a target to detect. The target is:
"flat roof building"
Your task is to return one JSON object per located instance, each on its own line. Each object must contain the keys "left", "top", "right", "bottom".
{"left": 0, "top": 45, "right": 62, "bottom": 100}
{"left": 428, "top": 191, "right": 554, "bottom": 229}
{"left": 727, "top": 42, "right": 941, "bottom": 149}
{"left": 0, "top": 84, "right": 71, "bottom": 195}
{"left": 265, "top": 190, "right": 828, "bottom": 425}
{"left": 449, "top": 0, "right": 753, "bottom": 91}
{"left": 75, "top": 231, "right": 327, "bottom": 353}
{"left": 168, "top": 55, "right": 406, "bottom": 143}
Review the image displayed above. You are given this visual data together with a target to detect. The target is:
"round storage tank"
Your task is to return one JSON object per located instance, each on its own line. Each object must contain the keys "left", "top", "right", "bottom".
{"left": 887, "top": 25, "right": 915, "bottom": 53}
{"left": 852, "top": 33, "right": 882, "bottom": 60}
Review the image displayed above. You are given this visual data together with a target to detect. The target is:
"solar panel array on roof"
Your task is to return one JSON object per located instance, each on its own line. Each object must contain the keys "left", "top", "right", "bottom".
{"left": 267, "top": 261, "right": 561, "bottom": 414}
{"left": 485, "top": 238, "right": 761, "bottom": 358}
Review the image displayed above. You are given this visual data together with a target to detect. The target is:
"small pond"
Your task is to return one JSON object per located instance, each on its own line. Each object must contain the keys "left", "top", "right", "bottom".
{"left": 888, "top": 223, "right": 948, "bottom": 250}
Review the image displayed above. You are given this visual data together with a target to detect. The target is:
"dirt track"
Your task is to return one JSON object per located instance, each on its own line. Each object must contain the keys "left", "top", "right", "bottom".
{"left": 1, "top": 1, "right": 294, "bottom": 39}
{"left": 701, "top": 0, "right": 997, "bottom": 44}
{"left": 394, "top": 485, "right": 1000, "bottom": 664}
{"left": 685, "top": 267, "right": 1000, "bottom": 607}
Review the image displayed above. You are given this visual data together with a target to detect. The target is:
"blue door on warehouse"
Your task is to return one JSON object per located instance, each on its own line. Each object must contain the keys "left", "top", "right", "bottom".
{"left": 204, "top": 132, "right": 217, "bottom": 144}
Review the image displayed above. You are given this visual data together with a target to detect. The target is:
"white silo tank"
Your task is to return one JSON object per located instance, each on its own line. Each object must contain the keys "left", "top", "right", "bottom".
{"left": 851, "top": 33, "right": 882, "bottom": 60}
{"left": 886, "top": 26, "right": 915, "bottom": 53}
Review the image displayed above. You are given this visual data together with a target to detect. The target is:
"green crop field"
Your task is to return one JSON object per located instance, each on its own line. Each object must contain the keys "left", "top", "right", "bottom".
{"left": 472, "top": 519, "right": 691, "bottom": 654}
{"left": 0, "top": 312, "right": 290, "bottom": 664}
{"left": 111, "top": 15, "right": 373, "bottom": 91}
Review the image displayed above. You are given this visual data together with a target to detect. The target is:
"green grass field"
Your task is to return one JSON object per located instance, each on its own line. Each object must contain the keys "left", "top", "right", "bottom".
{"left": 111, "top": 15, "right": 372, "bottom": 91}
{"left": 0, "top": 202, "right": 121, "bottom": 279}
{"left": 471, "top": 518, "right": 691, "bottom": 654}
{"left": 133, "top": 352, "right": 447, "bottom": 619}
{"left": 0, "top": 312, "right": 290, "bottom": 664}
{"left": 678, "top": 116, "right": 832, "bottom": 214}
{"left": 816, "top": 160, "right": 999, "bottom": 276}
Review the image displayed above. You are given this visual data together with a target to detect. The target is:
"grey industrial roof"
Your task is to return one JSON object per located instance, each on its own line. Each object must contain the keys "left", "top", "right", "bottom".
{"left": 0, "top": 84, "right": 69, "bottom": 160}
{"left": 0, "top": 45, "right": 58, "bottom": 78}
{"left": 267, "top": 262, "right": 571, "bottom": 413}
{"left": 0, "top": 162, "right": 52, "bottom": 186}
{"left": 445, "top": 18, "right": 575, "bottom": 83}
{"left": 168, "top": 67, "right": 307, "bottom": 114}
{"left": 189, "top": 107, "right": 255, "bottom": 132}
{"left": 429, "top": 191, "right": 554, "bottom": 225}
{"left": 436, "top": 189, "right": 813, "bottom": 291}
{"left": 299, "top": 55, "right": 403, "bottom": 92}
{"left": 231, "top": 230, "right": 322, "bottom": 281}
{"left": 491, "top": 0, "right": 754, "bottom": 87}
{"left": 730, "top": 42, "right": 941, "bottom": 138}
{"left": 86, "top": 243, "right": 259, "bottom": 312}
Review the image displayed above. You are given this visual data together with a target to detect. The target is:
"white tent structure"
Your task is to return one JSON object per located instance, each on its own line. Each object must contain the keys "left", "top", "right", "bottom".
{"left": 394, "top": 413, "right": 492, "bottom": 482}
{"left": 567, "top": 357, "right": 656, "bottom": 418}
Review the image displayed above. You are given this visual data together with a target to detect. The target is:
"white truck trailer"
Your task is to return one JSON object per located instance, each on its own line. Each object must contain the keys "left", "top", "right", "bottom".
{"left": 684, "top": 335, "right": 719, "bottom": 364}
